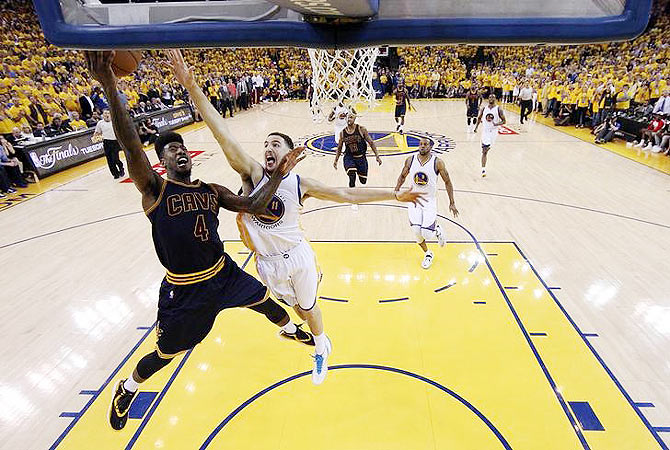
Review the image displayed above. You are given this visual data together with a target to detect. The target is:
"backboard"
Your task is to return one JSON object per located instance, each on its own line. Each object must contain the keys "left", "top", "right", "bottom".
{"left": 33, "top": 0, "right": 653, "bottom": 49}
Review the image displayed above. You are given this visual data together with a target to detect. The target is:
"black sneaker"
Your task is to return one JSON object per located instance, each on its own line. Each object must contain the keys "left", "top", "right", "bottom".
{"left": 108, "top": 379, "right": 137, "bottom": 430}
{"left": 278, "top": 323, "right": 315, "bottom": 346}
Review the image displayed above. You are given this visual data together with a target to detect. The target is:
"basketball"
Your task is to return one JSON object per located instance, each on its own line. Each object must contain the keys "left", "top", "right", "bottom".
{"left": 111, "top": 50, "right": 142, "bottom": 77}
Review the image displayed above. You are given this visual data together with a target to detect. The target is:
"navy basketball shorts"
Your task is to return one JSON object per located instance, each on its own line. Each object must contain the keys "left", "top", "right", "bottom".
{"left": 395, "top": 104, "right": 407, "bottom": 118}
{"left": 467, "top": 106, "right": 479, "bottom": 118}
{"left": 343, "top": 154, "right": 368, "bottom": 177}
{"left": 155, "top": 252, "right": 268, "bottom": 358}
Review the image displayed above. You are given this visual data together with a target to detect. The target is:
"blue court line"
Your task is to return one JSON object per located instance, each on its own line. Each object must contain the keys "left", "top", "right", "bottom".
{"left": 78, "top": 390, "right": 98, "bottom": 396}
{"left": 529, "top": 332, "right": 548, "bottom": 336}
{"left": 468, "top": 261, "right": 479, "bottom": 273}
{"left": 636, "top": 403, "right": 656, "bottom": 408}
{"left": 49, "top": 323, "right": 157, "bottom": 450}
{"left": 582, "top": 333, "right": 599, "bottom": 337}
{"left": 125, "top": 350, "right": 193, "bottom": 449}
{"left": 486, "top": 253, "right": 498, "bottom": 256}
{"left": 59, "top": 412, "right": 79, "bottom": 418}
{"left": 653, "top": 427, "right": 670, "bottom": 433}
{"left": 319, "top": 296, "right": 349, "bottom": 303}
{"left": 136, "top": 326, "right": 152, "bottom": 330}
{"left": 434, "top": 282, "right": 456, "bottom": 293}
{"left": 198, "top": 364, "right": 513, "bottom": 450}
{"left": 569, "top": 401, "right": 605, "bottom": 431}
{"left": 237, "top": 251, "right": 250, "bottom": 254}
{"left": 512, "top": 242, "right": 669, "bottom": 450}
{"left": 473, "top": 301, "right": 487, "bottom": 305}
{"left": 379, "top": 297, "right": 409, "bottom": 303}
{"left": 504, "top": 286, "right": 519, "bottom": 290}
{"left": 549, "top": 287, "right": 562, "bottom": 290}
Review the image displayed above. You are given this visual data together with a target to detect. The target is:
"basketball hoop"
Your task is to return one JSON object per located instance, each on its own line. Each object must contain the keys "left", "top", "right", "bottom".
{"left": 308, "top": 47, "right": 380, "bottom": 122}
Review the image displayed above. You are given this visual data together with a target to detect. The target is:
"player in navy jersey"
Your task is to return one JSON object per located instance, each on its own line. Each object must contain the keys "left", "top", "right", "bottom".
{"left": 85, "top": 51, "right": 312, "bottom": 431}
{"left": 333, "top": 111, "right": 382, "bottom": 189}
{"left": 393, "top": 81, "right": 413, "bottom": 134}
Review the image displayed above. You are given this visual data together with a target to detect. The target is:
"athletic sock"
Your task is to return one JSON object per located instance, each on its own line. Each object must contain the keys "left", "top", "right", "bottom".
{"left": 314, "top": 333, "right": 327, "bottom": 354}
{"left": 123, "top": 377, "right": 139, "bottom": 393}
{"left": 281, "top": 322, "right": 297, "bottom": 334}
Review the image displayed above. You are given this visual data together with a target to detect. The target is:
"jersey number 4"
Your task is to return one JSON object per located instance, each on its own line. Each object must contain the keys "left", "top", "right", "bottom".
{"left": 194, "top": 214, "right": 210, "bottom": 242}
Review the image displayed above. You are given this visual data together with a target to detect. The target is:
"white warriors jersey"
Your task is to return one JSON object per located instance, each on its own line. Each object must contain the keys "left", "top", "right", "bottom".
{"left": 481, "top": 104, "right": 501, "bottom": 132}
{"left": 409, "top": 153, "right": 439, "bottom": 202}
{"left": 238, "top": 172, "right": 305, "bottom": 257}
{"left": 334, "top": 106, "right": 349, "bottom": 128}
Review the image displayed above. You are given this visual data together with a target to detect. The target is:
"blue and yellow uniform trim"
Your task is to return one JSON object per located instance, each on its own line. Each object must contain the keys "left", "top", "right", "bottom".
{"left": 165, "top": 254, "right": 226, "bottom": 285}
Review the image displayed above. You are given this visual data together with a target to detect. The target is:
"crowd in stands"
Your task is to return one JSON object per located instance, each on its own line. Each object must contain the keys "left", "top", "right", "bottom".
{"left": 1, "top": 0, "right": 669, "bottom": 195}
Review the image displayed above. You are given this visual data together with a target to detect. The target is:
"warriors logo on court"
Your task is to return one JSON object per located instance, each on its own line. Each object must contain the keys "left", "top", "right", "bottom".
{"left": 413, "top": 172, "right": 429, "bottom": 186}
{"left": 254, "top": 195, "right": 285, "bottom": 226}
{"left": 301, "top": 130, "right": 455, "bottom": 157}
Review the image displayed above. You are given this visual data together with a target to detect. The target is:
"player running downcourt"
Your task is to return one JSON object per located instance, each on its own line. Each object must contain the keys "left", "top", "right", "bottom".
{"left": 474, "top": 94, "right": 506, "bottom": 177}
{"left": 395, "top": 138, "right": 459, "bottom": 269}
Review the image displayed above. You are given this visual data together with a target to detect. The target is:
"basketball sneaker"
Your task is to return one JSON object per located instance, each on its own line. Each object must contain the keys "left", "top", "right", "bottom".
{"left": 279, "top": 323, "right": 315, "bottom": 346}
{"left": 312, "top": 336, "right": 332, "bottom": 385}
{"left": 108, "top": 379, "right": 137, "bottom": 430}
{"left": 435, "top": 224, "right": 446, "bottom": 247}
{"left": 421, "top": 250, "right": 434, "bottom": 269}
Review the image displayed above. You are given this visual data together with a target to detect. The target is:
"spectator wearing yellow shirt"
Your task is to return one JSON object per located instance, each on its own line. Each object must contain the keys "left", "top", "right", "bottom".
{"left": 575, "top": 87, "right": 590, "bottom": 128}
{"left": 615, "top": 84, "right": 632, "bottom": 111}
{"left": 69, "top": 111, "right": 87, "bottom": 131}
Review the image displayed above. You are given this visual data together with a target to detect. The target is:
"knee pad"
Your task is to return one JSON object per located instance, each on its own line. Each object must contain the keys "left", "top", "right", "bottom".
{"left": 347, "top": 171, "right": 357, "bottom": 187}
{"left": 421, "top": 227, "right": 436, "bottom": 241}
{"left": 137, "top": 351, "right": 172, "bottom": 381}
{"left": 249, "top": 298, "right": 288, "bottom": 324}
{"left": 411, "top": 225, "right": 423, "bottom": 243}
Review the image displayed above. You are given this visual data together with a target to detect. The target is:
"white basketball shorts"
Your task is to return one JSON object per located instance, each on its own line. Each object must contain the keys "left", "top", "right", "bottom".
{"left": 408, "top": 200, "right": 437, "bottom": 229}
{"left": 481, "top": 127, "right": 498, "bottom": 147}
{"left": 255, "top": 240, "right": 321, "bottom": 310}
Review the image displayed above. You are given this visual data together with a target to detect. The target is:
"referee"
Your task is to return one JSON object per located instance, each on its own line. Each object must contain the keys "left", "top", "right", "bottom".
{"left": 93, "top": 109, "right": 125, "bottom": 179}
{"left": 519, "top": 81, "right": 534, "bottom": 125}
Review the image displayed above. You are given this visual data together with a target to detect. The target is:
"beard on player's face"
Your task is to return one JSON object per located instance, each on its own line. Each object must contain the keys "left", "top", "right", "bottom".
{"left": 162, "top": 144, "right": 192, "bottom": 177}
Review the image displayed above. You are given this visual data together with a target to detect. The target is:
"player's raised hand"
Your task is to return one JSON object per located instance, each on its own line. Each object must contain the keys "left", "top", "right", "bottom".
{"left": 166, "top": 49, "right": 197, "bottom": 89}
{"left": 449, "top": 203, "right": 459, "bottom": 218}
{"left": 84, "top": 51, "right": 117, "bottom": 87}
{"left": 277, "top": 146, "right": 306, "bottom": 176}
{"left": 396, "top": 188, "right": 425, "bottom": 206}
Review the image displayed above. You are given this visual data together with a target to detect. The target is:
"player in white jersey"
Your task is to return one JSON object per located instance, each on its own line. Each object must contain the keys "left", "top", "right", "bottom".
{"left": 168, "top": 50, "right": 423, "bottom": 385}
{"left": 328, "top": 102, "right": 352, "bottom": 145}
{"left": 474, "top": 94, "right": 506, "bottom": 177}
{"left": 395, "top": 138, "right": 459, "bottom": 268}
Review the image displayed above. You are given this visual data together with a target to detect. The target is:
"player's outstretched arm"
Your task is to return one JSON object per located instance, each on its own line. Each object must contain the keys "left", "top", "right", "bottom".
{"left": 212, "top": 147, "right": 305, "bottom": 215}
{"left": 436, "top": 158, "right": 458, "bottom": 217}
{"left": 394, "top": 156, "right": 412, "bottom": 191}
{"left": 85, "top": 51, "right": 162, "bottom": 208}
{"left": 165, "top": 50, "right": 262, "bottom": 182}
{"left": 301, "top": 177, "right": 423, "bottom": 205}
{"left": 360, "top": 126, "right": 382, "bottom": 165}
{"left": 327, "top": 108, "right": 336, "bottom": 122}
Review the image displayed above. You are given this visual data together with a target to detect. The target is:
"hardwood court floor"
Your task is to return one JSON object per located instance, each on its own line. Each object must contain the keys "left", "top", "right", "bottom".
{"left": 0, "top": 98, "right": 668, "bottom": 449}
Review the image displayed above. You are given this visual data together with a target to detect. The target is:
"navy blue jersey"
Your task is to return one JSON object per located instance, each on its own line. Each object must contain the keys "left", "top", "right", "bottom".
{"left": 147, "top": 179, "right": 224, "bottom": 277}
{"left": 342, "top": 125, "right": 367, "bottom": 157}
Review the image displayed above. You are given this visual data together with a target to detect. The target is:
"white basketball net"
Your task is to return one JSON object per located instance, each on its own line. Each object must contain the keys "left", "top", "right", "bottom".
{"left": 308, "top": 47, "right": 380, "bottom": 122}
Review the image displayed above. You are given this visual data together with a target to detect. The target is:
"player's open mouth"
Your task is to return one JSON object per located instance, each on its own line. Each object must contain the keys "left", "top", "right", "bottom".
{"left": 265, "top": 153, "right": 276, "bottom": 166}
{"left": 177, "top": 156, "right": 189, "bottom": 168}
